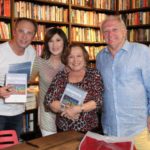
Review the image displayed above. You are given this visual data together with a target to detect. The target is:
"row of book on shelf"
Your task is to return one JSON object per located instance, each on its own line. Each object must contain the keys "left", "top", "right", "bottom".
{"left": 118, "top": 0, "right": 150, "bottom": 10}
{"left": 0, "top": 0, "right": 10, "bottom": 17}
{"left": 122, "top": 12, "right": 150, "bottom": 25}
{"left": 0, "top": 22, "right": 11, "bottom": 40}
{"left": 71, "top": 11, "right": 106, "bottom": 26}
{"left": 128, "top": 29, "right": 150, "bottom": 42}
{"left": 14, "top": 1, "right": 68, "bottom": 22}
{"left": 71, "top": 0, "right": 116, "bottom": 10}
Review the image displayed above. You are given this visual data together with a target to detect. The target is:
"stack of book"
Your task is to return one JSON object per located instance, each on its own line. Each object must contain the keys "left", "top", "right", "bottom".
{"left": 26, "top": 85, "right": 39, "bottom": 110}
{"left": 26, "top": 92, "right": 37, "bottom": 111}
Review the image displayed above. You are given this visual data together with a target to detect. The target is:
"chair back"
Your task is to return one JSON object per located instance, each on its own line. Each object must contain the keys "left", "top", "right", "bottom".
{"left": 0, "top": 130, "right": 19, "bottom": 149}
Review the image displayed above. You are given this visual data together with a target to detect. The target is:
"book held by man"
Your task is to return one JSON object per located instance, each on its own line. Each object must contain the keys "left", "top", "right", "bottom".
{"left": 60, "top": 83, "right": 87, "bottom": 106}
{"left": 5, "top": 73, "right": 27, "bottom": 103}
{"left": 8, "top": 61, "right": 31, "bottom": 81}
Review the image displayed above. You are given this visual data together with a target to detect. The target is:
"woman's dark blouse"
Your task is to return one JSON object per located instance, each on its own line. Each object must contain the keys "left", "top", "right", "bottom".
{"left": 44, "top": 67, "right": 104, "bottom": 132}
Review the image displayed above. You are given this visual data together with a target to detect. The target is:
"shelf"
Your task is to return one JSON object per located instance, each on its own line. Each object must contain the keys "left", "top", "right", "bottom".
{"left": 136, "top": 41, "right": 150, "bottom": 45}
{"left": 71, "top": 41, "right": 106, "bottom": 46}
{"left": 0, "top": 16, "right": 11, "bottom": 21}
{"left": 89, "top": 59, "right": 96, "bottom": 63}
{"left": 15, "top": 0, "right": 69, "bottom": 7}
{"left": 94, "top": 8, "right": 116, "bottom": 14}
{"left": 0, "top": 39, "right": 10, "bottom": 42}
{"left": 37, "top": 20, "right": 69, "bottom": 26}
{"left": 71, "top": 23, "right": 99, "bottom": 28}
{"left": 36, "top": 0, "right": 69, "bottom": 7}
{"left": 119, "top": 7, "right": 150, "bottom": 13}
{"left": 28, "top": 81, "right": 39, "bottom": 85}
{"left": 127, "top": 24, "right": 150, "bottom": 29}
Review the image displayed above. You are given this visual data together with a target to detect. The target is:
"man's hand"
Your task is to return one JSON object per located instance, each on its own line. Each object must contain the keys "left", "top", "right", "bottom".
{"left": 147, "top": 116, "right": 150, "bottom": 132}
{"left": 0, "top": 86, "right": 14, "bottom": 99}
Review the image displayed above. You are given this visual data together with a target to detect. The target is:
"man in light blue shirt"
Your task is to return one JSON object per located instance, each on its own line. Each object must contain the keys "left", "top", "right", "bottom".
{"left": 96, "top": 15, "right": 150, "bottom": 150}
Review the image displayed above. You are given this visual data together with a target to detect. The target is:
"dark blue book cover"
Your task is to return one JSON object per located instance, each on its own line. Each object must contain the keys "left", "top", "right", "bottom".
{"left": 8, "top": 62, "right": 31, "bottom": 81}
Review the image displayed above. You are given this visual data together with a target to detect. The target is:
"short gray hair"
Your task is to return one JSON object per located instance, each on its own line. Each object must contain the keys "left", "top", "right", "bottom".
{"left": 100, "top": 15, "right": 127, "bottom": 32}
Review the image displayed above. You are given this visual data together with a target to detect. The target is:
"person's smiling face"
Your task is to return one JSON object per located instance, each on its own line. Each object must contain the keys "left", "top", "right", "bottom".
{"left": 48, "top": 33, "right": 64, "bottom": 56}
{"left": 102, "top": 19, "right": 127, "bottom": 51}
{"left": 68, "top": 46, "right": 86, "bottom": 72}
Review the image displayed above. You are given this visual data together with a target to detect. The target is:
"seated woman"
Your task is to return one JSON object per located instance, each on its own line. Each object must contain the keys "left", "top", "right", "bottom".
{"left": 44, "top": 43, "right": 103, "bottom": 133}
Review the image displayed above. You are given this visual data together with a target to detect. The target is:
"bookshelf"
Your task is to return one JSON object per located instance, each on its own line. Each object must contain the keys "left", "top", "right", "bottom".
{"left": 117, "top": 0, "right": 150, "bottom": 45}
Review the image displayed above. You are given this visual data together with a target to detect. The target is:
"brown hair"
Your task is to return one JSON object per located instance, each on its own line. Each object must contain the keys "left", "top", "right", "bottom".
{"left": 41, "top": 27, "right": 68, "bottom": 60}
{"left": 62, "top": 43, "right": 89, "bottom": 66}
{"left": 14, "top": 17, "right": 38, "bottom": 34}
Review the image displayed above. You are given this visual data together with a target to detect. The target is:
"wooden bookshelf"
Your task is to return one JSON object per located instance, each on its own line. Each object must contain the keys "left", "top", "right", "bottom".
{"left": 117, "top": 0, "right": 150, "bottom": 45}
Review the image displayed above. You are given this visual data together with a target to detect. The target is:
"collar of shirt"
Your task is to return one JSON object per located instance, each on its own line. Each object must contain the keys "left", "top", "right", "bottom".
{"left": 103, "top": 40, "right": 130, "bottom": 54}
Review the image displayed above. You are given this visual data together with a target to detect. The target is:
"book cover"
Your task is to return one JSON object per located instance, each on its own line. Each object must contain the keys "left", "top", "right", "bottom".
{"left": 60, "top": 83, "right": 87, "bottom": 106}
{"left": 5, "top": 73, "right": 27, "bottom": 103}
{"left": 8, "top": 61, "right": 31, "bottom": 81}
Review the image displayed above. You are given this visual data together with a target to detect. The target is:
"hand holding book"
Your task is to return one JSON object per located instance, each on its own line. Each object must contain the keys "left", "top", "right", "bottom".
{"left": 61, "top": 105, "right": 82, "bottom": 121}
{"left": 60, "top": 84, "right": 87, "bottom": 107}
{"left": 60, "top": 84, "right": 87, "bottom": 121}
{"left": 5, "top": 73, "right": 27, "bottom": 103}
{"left": 0, "top": 85, "right": 15, "bottom": 99}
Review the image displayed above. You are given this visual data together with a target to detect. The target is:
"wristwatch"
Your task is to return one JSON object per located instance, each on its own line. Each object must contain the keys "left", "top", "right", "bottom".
{"left": 80, "top": 105, "right": 84, "bottom": 113}
{"left": 60, "top": 104, "right": 65, "bottom": 112}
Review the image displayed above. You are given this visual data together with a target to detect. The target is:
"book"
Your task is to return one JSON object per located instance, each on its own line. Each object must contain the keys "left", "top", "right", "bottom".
{"left": 60, "top": 83, "right": 87, "bottom": 106}
{"left": 8, "top": 61, "right": 31, "bottom": 81}
{"left": 5, "top": 73, "right": 27, "bottom": 103}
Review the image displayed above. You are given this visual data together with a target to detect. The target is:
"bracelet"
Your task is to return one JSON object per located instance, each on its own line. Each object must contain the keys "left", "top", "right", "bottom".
{"left": 80, "top": 105, "right": 84, "bottom": 113}
{"left": 60, "top": 104, "right": 65, "bottom": 112}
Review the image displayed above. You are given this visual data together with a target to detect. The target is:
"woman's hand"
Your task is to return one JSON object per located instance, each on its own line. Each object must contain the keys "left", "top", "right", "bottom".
{"left": 61, "top": 105, "right": 81, "bottom": 121}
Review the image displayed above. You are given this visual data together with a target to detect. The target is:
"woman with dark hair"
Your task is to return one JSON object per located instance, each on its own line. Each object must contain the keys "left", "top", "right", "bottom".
{"left": 44, "top": 43, "right": 104, "bottom": 133}
{"left": 30, "top": 27, "right": 68, "bottom": 136}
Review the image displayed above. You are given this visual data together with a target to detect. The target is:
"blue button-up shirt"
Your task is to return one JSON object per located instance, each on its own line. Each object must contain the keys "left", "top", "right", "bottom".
{"left": 96, "top": 40, "right": 150, "bottom": 137}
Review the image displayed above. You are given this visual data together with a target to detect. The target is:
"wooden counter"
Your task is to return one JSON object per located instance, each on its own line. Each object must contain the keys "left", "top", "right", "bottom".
{"left": 4, "top": 131, "right": 84, "bottom": 150}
